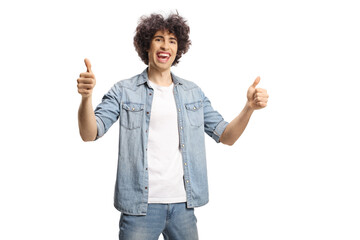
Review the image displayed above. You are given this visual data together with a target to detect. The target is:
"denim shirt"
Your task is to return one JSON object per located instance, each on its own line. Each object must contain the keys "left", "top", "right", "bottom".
{"left": 94, "top": 69, "right": 229, "bottom": 215}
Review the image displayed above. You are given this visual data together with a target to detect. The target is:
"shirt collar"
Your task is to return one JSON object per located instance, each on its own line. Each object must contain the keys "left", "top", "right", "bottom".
{"left": 136, "top": 68, "right": 183, "bottom": 86}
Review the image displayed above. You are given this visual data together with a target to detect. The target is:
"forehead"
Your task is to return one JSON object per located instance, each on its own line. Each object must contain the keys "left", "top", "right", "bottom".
{"left": 153, "top": 30, "right": 177, "bottom": 39}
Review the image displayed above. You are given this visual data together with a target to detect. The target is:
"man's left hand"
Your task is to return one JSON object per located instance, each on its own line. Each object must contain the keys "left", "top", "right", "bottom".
{"left": 246, "top": 76, "right": 269, "bottom": 110}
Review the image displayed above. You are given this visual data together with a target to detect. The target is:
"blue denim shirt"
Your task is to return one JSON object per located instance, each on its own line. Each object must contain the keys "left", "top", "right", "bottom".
{"left": 94, "top": 69, "right": 229, "bottom": 215}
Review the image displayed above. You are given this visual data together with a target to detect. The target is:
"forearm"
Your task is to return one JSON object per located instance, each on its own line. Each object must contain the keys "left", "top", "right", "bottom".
{"left": 219, "top": 102, "right": 254, "bottom": 146}
{"left": 78, "top": 96, "right": 97, "bottom": 141}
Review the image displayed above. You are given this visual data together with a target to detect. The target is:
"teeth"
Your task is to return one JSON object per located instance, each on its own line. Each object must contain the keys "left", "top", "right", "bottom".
{"left": 158, "top": 53, "right": 170, "bottom": 57}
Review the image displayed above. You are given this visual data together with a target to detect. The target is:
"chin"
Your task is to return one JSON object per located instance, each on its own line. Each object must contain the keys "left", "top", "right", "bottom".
{"left": 152, "top": 63, "right": 173, "bottom": 71}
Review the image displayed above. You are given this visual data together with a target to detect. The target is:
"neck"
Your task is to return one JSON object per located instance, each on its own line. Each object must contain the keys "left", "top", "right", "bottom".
{"left": 147, "top": 65, "right": 172, "bottom": 87}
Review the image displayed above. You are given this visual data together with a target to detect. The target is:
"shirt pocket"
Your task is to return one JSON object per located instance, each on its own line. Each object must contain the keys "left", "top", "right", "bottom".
{"left": 120, "top": 102, "right": 144, "bottom": 130}
{"left": 185, "top": 101, "right": 204, "bottom": 127}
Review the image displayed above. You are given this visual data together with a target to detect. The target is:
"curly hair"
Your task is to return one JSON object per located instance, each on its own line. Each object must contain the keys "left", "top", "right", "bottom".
{"left": 134, "top": 13, "right": 191, "bottom": 66}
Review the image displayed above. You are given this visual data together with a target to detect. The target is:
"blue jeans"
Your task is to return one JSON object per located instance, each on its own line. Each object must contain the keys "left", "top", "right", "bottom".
{"left": 119, "top": 203, "right": 199, "bottom": 240}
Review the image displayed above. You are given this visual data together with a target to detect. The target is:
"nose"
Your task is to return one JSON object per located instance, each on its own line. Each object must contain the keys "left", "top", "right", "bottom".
{"left": 160, "top": 40, "right": 170, "bottom": 50}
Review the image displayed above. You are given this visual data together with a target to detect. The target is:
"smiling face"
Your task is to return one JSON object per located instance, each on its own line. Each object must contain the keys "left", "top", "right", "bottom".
{"left": 147, "top": 30, "right": 178, "bottom": 72}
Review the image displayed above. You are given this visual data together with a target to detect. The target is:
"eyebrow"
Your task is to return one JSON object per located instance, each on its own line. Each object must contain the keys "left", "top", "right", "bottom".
{"left": 153, "top": 35, "right": 177, "bottom": 41}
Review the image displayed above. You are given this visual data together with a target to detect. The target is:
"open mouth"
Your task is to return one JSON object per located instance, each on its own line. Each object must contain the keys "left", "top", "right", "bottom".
{"left": 156, "top": 52, "right": 171, "bottom": 63}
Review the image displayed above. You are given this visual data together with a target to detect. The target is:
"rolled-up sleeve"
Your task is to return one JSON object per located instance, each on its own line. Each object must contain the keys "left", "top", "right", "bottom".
{"left": 200, "top": 88, "right": 229, "bottom": 143}
{"left": 94, "top": 84, "right": 121, "bottom": 140}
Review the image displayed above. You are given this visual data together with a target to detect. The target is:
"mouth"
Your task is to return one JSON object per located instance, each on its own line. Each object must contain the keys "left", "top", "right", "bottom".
{"left": 156, "top": 51, "right": 171, "bottom": 63}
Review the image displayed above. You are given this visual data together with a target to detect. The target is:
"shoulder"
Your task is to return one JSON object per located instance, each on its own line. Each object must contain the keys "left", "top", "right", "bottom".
{"left": 113, "top": 72, "right": 144, "bottom": 91}
{"left": 172, "top": 74, "right": 201, "bottom": 91}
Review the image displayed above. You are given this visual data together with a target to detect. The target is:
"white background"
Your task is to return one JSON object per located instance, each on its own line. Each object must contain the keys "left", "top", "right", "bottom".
{"left": 1, "top": 0, "right": 359, "bottom": 239}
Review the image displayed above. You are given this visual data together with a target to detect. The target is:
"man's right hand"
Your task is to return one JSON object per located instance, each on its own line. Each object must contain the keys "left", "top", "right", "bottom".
{"left": 77, "top": 58, "right": 96, "bottom": 98}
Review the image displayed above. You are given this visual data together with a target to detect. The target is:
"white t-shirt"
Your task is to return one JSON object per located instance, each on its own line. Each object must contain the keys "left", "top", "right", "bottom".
{"left": 147, "top": 80, "right": 187, "bottom": 203}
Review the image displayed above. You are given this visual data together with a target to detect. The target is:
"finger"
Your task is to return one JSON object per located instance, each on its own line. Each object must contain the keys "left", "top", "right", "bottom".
{"left": 255, "top": 88, "right": 267, "bottom": 93}
{"left": 77, "top": 77, "right": 95, "bottom": 84}
{"left": 78, "top": 88, "right": 92, "bottom": 95}
{"left": 254, "top": 92, "right": 269, "bottom": 99}
{"left": 79, "top": 72, "right": 94, "bottom": 78}
{"left": 77, "top": 83, "right": 95, "bottom": 90}
{"left": 254, "top": 96, "right": 268, "bottom": 103}
{"left": 257, "top": 102, "right": 267, "bottom": 108}
{"left": 84, "top": 58, "right": 92, "bottom": 73}
{"left": 251, "top": 76, "right": 260, "bottom": 88}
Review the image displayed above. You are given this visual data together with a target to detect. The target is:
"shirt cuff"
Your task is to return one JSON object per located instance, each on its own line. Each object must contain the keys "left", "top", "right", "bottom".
{"left": 212, "top": 120, "right": 229, "bottom": 143}
{"left": 95, "top": 116, "right": 105, "bottom": 140}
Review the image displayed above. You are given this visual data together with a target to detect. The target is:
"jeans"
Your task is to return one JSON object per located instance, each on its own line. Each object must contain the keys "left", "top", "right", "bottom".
{"left": 119, "top": 203, "right": 199, "bottom": 240}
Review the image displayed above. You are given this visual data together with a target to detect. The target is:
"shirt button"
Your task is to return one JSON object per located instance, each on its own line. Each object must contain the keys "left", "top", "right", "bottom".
{"left": 186, "top": 180, "right": 189, "bottom": 183}
{"left": 132, "top": 107, "right": 135, "bottom": 111}
{"left": 184, "top": 162, "right": 187, "bottom": 166}
{"left": 182, "top": 144, "right": 185, "bottom": 148}
{"left": 149, "top": 93, "right": 152, "bottom": 96}
{"left": 193, "top": 106, "right": 196, "bottom": 110}
{"left": 178, "top": 108, "right": 181, "bottom": 112}
{"left": 145, "top": 187, "right": 148, "bottom": 190}
{"left": 147, "top": 112, "right": 149, "bottom": 114}
{"left": 180, "top": 126, "right": 183, "bottom": 130}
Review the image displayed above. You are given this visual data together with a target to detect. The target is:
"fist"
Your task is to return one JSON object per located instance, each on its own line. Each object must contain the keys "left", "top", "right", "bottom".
{"left": 247, "top": 76, "right": 269, "bottom": 110}
{"left": 77, "top": 58, "right": 96, "bottom": 98}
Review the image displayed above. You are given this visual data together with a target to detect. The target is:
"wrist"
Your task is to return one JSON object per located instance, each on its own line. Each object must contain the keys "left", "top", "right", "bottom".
{"left": 80, "top": 95, "right": 93, "bottom": 106}
{"left": 245, "top": 101, "right": 255, "bottom": 113}
{"left": 81, "top": 94, "right": 92, "bottom": 101}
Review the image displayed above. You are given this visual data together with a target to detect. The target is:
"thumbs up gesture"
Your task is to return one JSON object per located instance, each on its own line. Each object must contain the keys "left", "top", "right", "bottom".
{"left": 77, "top": 58, "right": 96, "bottom": 98}
{"left": 246, "top": 76, "right": 269, "bottom": 110}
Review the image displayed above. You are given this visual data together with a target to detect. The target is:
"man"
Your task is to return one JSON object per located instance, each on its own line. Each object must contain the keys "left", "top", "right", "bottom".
{"left": 77, "top": 13, "right": 268, "bottom": 240}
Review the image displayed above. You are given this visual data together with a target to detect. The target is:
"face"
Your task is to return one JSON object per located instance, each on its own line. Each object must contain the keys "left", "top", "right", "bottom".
{"left": 147, "top": 30, "right": 178, "bottom": 71}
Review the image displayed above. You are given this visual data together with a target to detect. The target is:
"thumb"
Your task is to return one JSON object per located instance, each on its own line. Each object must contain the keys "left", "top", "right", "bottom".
{"left": 84, "top": 58, "right": 92, "bottom": 73}
{"left": 251, "top": 76, "right": 260, "bottom": 88}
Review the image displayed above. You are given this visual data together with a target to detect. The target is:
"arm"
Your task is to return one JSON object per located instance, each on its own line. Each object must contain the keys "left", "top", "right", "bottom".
{"left": 78, "top": 96, "right": 97, "bottom": 141}
{"left": 219, "top": 102, "right": 254, "bottom": 146}
{"left": 220, "top": 76, "right": 269, "bottom": 146}
{"left": 77, "top": 58, "right": 97, "bottom": 141}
